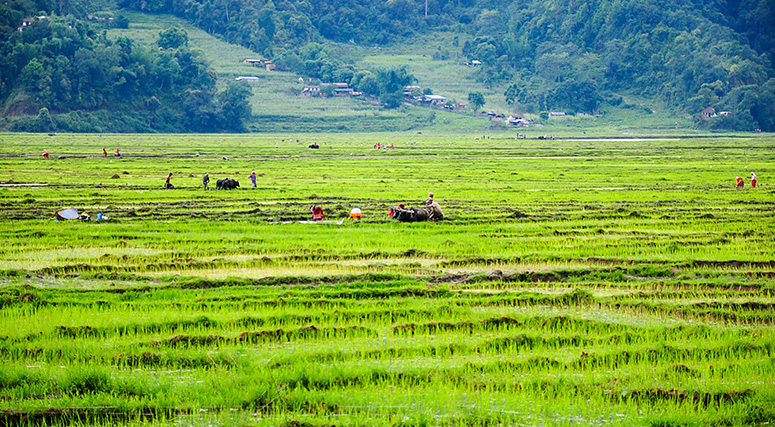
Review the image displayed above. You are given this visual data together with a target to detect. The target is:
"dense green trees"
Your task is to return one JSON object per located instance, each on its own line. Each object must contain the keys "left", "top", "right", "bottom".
{"left": 114, "top": 0, "right": 774, "bottom": 129}
{"left": 0, "top": 2, "right": 252, "bottom": 132}
{"left": 482, "top": 0, "right": 775, "bottom": 129}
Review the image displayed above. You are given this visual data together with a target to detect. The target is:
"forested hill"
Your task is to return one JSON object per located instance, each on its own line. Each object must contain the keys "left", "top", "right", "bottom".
{"left": 120, "top": 0, "right": 775, "bottom": 131}
{"left": 0, "top": 0, "right": 252, "bottom": 132}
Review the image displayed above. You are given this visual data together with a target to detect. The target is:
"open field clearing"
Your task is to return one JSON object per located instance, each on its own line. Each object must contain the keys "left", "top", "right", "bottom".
{"left": 1, "top": 132, "right": 774, "bottom": 426}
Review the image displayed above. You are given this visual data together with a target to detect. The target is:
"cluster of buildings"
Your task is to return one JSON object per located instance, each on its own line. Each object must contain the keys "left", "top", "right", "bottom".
{"left": 402, "top": 86, "right": 469, "bottom": 111}
{"left": 237, "top": 57, "right": 533, "bottom": 126}
{"left": 234, "top": 58, "right": 276, "bottom": 82}
{"left": 480, "top": 111, "right": 532, "bottom": 127}
{"left": 297, "top": 82, "right": 363, "bottom": 97}
{"left": 17, "top": 15, "right": 48, "bottom": 31}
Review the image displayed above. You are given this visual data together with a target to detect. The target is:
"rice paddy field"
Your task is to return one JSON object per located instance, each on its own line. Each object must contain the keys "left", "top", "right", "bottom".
{"left": 1, "top": 132, "right": 774, "bottom": 427}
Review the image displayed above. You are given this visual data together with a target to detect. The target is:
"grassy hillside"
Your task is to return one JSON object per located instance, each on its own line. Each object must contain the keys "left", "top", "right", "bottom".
{"left": 106, "top": 10, "right": 707, "bottom": 135}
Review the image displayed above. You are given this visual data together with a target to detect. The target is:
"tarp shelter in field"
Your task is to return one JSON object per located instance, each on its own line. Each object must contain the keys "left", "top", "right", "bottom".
{"left": 56, "top": 208, "right": 79, "bottom": 220}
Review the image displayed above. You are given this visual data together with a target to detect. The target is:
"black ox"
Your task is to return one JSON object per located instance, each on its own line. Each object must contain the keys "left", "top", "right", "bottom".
{"left": 216, "top": 178, "right": 240, "bottom": 190}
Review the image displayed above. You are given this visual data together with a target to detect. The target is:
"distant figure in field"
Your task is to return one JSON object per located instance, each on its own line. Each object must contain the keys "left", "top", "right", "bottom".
{"left": 249, "top": 171, "right": 257, "bottom": 188}
{"left": 310, "top": 204, "right": 324, "bottom": 221}
{"left": 736, "top": 176, "right": 744, "bottom": 188}
{"left": 165, "top": 173, "right": 174, "bottom": 189}
{"left": 115, "top": 148, "right": 121, "bottom": 157}
{"left": 425, "top": 192, "right": 434, "bottom": 206}
{"left": 751, "top": 172, "right": 757, "bottom": 188}
{"left": 103, "top": 147, "right": 107, "bottom": 157}
{"left": 350, "top": 206, "right": 362, "bottom": 221}
{"left": 42, "top": 150, "right": 49, "bottom": 159}
{"left": 203, "top": 173, "right": 210, "bottom": 190}
{"left": 426, "top": 199, "right": 444, "bottom": 221}
{"left": 309, "top": 143, "right": 319, "bottom": 149}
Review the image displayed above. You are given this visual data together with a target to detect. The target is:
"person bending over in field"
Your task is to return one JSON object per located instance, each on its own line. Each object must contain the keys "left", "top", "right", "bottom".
{"left": 165, "top": 173, "right": 174, "bottom": 189}
{"left": 736, "top": 176, "right": 744, "bottom": 188}
{"left": 426, "top": 199, "right": 444, "bottom": 221}
{"left": 203, "top": 173, "right": 210, "bottom": 190}
{"left": 310, "top": 204, "right": 324, "bottom": 221}
{"left": 350, "top": 206, "right": 362, "bottom": 221}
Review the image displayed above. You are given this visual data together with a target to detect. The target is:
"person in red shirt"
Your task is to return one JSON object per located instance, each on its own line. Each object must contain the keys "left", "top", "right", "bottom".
{"left": 310, "top": 204, "right": 324, "bottom": 221}
{"left": 736, "top": 176, "right": 744, "bottom": 188}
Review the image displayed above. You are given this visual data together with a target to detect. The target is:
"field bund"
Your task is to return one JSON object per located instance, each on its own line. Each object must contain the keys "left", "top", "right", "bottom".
{"left": 0, "top": 133, "right": 773, "bottom": 426}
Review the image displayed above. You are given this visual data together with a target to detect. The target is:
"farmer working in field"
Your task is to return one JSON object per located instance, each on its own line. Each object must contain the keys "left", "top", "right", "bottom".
{"left": 203, "top": 173, "right": 210, "bottom": 190}
{"left": 751, "top": 172, "right": 757, "bottom": 188}
{"left": 310, "top": 204, "right": 325, "bottom": 221}
{"left": 350, "top": 206, "right": 362, "bottom": 221}
{"left": 736, "top": 176, "right": 744, "bottom": 188}
{"left": 426, "top": 198, "right": 444, "bottom": 221}
{"left": 165, "top": 173, "right": 174, "bottom": 189}
{"left": 249, "top": 171, "right": 257, "bottom": 188}
{"left": 42, "top": 150, "right": 49, "bottom": 159}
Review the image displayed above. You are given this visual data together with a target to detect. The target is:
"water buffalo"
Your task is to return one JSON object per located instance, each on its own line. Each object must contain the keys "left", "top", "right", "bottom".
{"left": 389, "top": 206, "right": 430, "bottom": 222}
{"left": 216, "top": 178, "right": 240, "bottom": 190}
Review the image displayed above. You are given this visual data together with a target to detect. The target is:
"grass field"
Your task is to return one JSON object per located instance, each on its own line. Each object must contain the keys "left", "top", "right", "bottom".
{"left": 1, "top": 132, "right": 774, "bottom": 426}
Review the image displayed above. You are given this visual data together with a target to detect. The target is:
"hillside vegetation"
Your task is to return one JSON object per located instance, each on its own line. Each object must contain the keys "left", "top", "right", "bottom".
{"left": 0, "top": 0, "right": 251, "bottom": 132}
{"left": 1, "top": 0, "right": 774, "bottom": 132}
{"left": 118, "top": 0, "right": 775, "bottom": 131}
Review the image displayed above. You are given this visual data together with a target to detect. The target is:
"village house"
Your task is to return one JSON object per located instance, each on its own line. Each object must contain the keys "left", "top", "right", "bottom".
{"left": 549, "top": 111, "right": 566, "bottom": 117}
{"left": 422, "top": 94, "right": 447, "bottom": 106}
{"left": 403, "top": 86, "right": 422, "bottom": 97}
{"left": 243, "top": 59, "right": 267, "bottom": 66}
{"left": 18, "top": 16, "right": 47, "bottom": 31}
{"left": 702, "top": 107, "right": 717, "bottom": 118}
{"left": 482, "top": 111, "right": 504, "bottom": 118}
{"left": 298, "top": 85, "right": 321, "bottom": 97}
{"left": 297, "top": 83, "right": 360, "bottom": 97}
{"left": 333, "top": 83, "right": 354, "bottom": 96}
{"left": 243, "top": 58, "right": 276, "bottom": 71}
{"left": 506, "top": 115, "right": 530, "bottom": 127}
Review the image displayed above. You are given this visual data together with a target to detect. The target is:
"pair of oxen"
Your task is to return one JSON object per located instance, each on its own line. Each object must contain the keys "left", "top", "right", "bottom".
{"left": 388, "top": 205, "right": 443, "bottom": 222}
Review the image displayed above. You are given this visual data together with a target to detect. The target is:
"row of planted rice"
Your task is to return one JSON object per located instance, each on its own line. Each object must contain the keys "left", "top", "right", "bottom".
{"left": 2, "top": 276, "right": 773, "bottom": 426}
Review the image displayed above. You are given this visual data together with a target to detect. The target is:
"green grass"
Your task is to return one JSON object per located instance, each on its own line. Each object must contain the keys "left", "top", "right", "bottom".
{"left": 0, "top": 132, "right": 773, "bottom": 426}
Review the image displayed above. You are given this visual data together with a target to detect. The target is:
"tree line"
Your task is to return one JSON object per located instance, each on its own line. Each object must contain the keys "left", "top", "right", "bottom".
{"left": 119, "top": 0, "right": 775, "bottom": 130}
